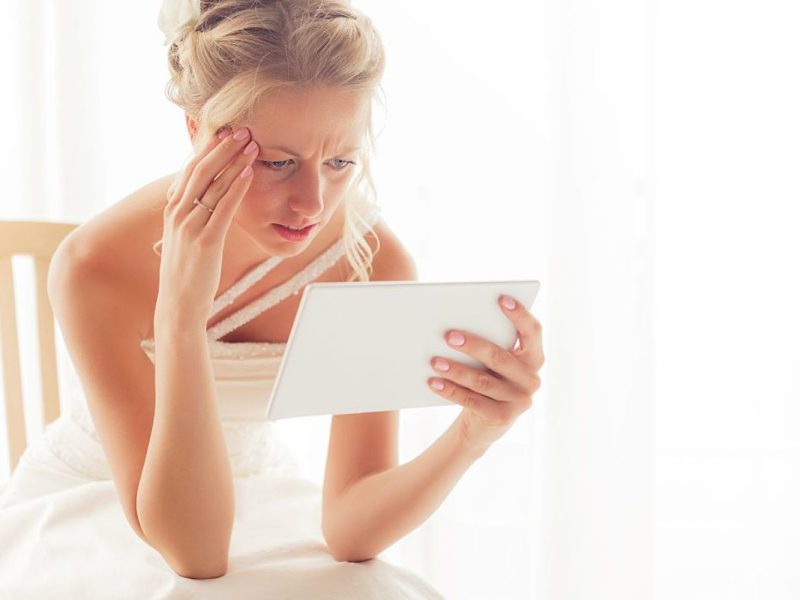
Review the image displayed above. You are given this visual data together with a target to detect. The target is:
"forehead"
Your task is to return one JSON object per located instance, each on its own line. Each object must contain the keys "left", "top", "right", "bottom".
{"left": 245, "top": 86, "right": 370, "bottom": 150}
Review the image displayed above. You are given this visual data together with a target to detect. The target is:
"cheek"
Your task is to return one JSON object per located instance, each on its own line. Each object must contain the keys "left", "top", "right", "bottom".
{"left": 236, "top": 185, "right": 279, "bottom": 221}
{"left": 235, "top": 171, "right": 353, "bottom": 217}
{"left": 244, "top": 175, "right": 273, "bottom": 195}
{"left": 241, "top": 175, "right": 326, "bottom": 200}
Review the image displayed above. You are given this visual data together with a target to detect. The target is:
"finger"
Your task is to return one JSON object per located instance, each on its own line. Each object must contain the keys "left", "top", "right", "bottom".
{"left": 176, "top": 126, "right": 252, "bottom": 219}
{"left": 444, "top": 329, "right": 539, "bottom": 395}
{"left": 202, "top": 156, "right": 258, "bottom": 240}
{"left": 174, "top": 126, "right": 254, "bottom": 220}
{"left": 166, "top": 126, "right": 233, "bottom": 209}
{"left": 498, "top": 295, "right": 545, "bottom": 368}
{"left": 188, "top": 136, "right": 259, "bottom": 224}
{"left": 427, "top": 376, "right": 515, "bottom": 423}
{"left": 429, "top": 356, "right": 526, "bottom": 404}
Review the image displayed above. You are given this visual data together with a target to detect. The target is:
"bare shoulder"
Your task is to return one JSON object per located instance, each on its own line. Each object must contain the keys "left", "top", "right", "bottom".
{"left": 59, "top": 173, "right": 174, "bottom": 264}
{"left": 368, "top": 217, "right": 418, "bottom": 282}
{"left": 50, "top": 173, "right": 176, "bottom": 328}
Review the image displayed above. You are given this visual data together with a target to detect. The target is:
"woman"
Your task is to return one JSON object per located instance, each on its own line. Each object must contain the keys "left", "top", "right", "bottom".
{"left": 0, "top": 0, "right": 543, "bottom": 596}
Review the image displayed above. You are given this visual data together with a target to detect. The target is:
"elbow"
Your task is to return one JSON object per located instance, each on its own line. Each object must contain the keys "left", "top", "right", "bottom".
{"left": 174, "top": 566, "right": 228, "bottom": 580}
{"left": 136, "top": 505, "right": 231, "bottom": 579}
{"left": 168, "top": 555, "right": 229, "bottom": 579}
{"left": 322, "top": 508, "right": 377, "bottom": 563}
{"left": 324, "top": 532, "right": 376, "bottom": 563}
{"left": 147, "top": 529, "right": 230, "bottom": 579}
{"left": 329, "top": 547, "right": 376, "bottom": 563}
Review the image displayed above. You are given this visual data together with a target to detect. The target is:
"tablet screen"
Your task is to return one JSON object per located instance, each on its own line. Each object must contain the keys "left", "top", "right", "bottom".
{"left": 265, "top": 279, "right": 540, "bottom": 420}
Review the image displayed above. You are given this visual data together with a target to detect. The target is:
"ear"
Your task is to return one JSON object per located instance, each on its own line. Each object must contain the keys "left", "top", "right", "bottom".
{"left": 185, "top": 112, "right": 198, "bottom": 141}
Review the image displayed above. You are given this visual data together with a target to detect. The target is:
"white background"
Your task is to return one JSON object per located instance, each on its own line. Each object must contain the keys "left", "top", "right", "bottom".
{"left": 1, "top": 1, "right": 798, "bottom": 598}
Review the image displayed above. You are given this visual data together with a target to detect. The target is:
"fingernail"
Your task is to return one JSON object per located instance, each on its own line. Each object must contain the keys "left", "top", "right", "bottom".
{"left": 218, "top": 128, "right": 232, "bottom": 140}
{"left": 433, "top": 358, "right": 450, "bottom": 372}
{"left": 447, "top": 332, "right": 465, "bottom": 346}
{"left": 430, "top": 379, "right": 444, "bottom": 390}
{"left": 243, "top": 140, "right": 258, "bottom": 154}
{"left": 501, "top": 295, "right": 516, "bottom": 310}
{"left": 233, "top": 127, "right": 249, "bottom": 141}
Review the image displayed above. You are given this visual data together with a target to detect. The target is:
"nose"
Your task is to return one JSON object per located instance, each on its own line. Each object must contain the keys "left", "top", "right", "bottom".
{"left": 287, "top": 166, "right": 324, "bottom": 219}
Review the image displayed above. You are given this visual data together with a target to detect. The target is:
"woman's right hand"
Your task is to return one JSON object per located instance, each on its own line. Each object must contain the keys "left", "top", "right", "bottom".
{"left": 155, "top": 126, "right": 260, "bottom": 327}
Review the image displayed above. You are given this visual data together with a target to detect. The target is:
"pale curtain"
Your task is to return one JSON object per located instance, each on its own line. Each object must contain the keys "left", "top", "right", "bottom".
{"left": 1, "top": 1, "right": 798, "bottom": 599}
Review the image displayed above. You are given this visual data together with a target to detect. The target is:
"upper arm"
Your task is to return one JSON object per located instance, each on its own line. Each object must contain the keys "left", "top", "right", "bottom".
{"left": 322, "top": 219, "right": 418, "bottom": 526}
{"left": 48, "top": 232, "right": 156, "bottom": 546}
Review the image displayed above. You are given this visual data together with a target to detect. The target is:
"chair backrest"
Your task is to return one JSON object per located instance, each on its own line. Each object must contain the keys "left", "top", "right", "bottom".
{"left": 0, "top": 220, "right": 79, "bottom": 474}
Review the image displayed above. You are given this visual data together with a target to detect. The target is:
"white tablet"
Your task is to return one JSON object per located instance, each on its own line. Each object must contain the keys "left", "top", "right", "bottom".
{"left": 265, "top": 279, "right": 540, "bottom": 420}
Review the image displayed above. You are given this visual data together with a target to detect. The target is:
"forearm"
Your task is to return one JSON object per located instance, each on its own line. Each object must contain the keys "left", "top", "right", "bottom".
{"left": 323, "top": 415, "right": 487, "bottom": 562}
{"left": 136, "top": 315, "right": 234, "bottom": 577}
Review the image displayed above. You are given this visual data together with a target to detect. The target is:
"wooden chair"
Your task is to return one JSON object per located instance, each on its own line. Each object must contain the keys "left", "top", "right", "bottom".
{"left": 0, "top": 220, "right": 79, "bottom": 475}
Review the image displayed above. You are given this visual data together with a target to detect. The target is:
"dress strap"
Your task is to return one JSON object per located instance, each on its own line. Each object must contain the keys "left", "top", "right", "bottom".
{"left": 208, "top": 255, "right": 284, "bottom": 321}
{"left": 206, "top": 204, "right": 382, "bottom": 342}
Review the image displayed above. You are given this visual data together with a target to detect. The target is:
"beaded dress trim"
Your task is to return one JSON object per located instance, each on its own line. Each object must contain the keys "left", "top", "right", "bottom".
{"left": 138, "top": 203, "right": 381, "bottom": 357}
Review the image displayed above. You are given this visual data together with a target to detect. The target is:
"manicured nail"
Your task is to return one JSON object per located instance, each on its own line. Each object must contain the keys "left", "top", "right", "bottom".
{"left": 430, "top": 379, "right": 445, "bottom": 390}
{"left": 233, "top": 127, "right": 249, "bottom": 141}
{"left": 218, "top": 128, "right": 232, "bottom": 140}
{"left": 501, "top": 295, "right": 516, "bottom": 310}
{"left": 447, "top": 332, "right": 465, "bottom": 346}
{"left": 433, "top": 358, "right": 450, "bottom": 372}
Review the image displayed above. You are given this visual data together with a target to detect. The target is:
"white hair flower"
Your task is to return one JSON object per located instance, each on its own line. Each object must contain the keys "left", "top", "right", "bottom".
{"left": 157, "top": 0, "right": 202, "bottom": 46}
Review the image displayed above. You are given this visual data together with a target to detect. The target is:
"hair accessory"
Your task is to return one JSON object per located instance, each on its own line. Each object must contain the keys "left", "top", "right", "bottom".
{"left": 193, "top": 197, "right": 215, "bottom": 213}
{"left": 157, "top": 0, "right": 202, "bottom": 46}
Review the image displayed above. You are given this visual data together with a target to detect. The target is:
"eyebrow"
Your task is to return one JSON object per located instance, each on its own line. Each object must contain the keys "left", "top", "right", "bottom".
{"left": 259, "top": 145, "right": 361, "bottom": 157}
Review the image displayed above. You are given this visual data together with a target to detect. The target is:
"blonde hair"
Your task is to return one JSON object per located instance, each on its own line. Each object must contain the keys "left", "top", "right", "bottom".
{"left": 153, "top": 0, "right": 386, "bottom": 282}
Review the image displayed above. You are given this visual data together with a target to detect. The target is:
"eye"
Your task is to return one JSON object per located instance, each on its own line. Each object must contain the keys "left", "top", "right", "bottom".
{"left": 261, "top": 160, "right": 293, "bottom": 170}
{"left": 260, "top": 158, "right": 357, "bottom": 172}
{"left": 328, "top": 159, "right": 356, "bottom": 171}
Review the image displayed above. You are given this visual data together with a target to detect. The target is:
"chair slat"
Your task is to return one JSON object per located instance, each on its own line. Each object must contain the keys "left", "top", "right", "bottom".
{"left": 0, "top": 221, "right": 75, "bottom": 258}
{"left": 36, "top": 256, "right": 61, "bottom": 426}
{"left": 0, "top": 220, "right": 79, "bottom": 475}
{"left": 0, "top": 256, "right": 27, "bottom": 471}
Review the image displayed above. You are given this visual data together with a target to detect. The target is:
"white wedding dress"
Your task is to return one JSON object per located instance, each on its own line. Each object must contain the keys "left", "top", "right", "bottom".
{"left": 0, "top": 204, "right": 446, "bottom": 599}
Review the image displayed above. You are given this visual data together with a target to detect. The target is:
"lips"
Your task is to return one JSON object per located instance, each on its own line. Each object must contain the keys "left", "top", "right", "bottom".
{"left": 274, "top": 222, "right": 316, "bottom": 229}
{"left": 272, "top": 223, "right": 317, "bottom": 241}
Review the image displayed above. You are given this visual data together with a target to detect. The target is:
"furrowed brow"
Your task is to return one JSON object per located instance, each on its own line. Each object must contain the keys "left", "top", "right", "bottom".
{"left": 259, "top": 145, "right": 360, "bottom": 157}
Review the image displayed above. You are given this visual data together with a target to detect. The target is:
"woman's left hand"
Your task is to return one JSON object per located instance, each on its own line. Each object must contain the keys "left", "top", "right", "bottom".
{"left": 428, "top": 294, "right": 545, "bottom": 455}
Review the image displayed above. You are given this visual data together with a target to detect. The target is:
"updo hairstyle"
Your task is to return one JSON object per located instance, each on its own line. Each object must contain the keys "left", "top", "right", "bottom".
{"left": 153, "top": 0, "right": 386, "bottom": 282}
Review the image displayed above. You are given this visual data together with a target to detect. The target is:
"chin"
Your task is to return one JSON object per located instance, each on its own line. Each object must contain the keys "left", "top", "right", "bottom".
{"left": 253, "top": 238, "right": 304, "bottom": 256}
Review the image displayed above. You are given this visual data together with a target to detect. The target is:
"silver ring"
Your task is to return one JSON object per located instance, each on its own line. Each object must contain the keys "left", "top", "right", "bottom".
{"left": 193, "top": 198, "right": 215, "bottom": 213}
